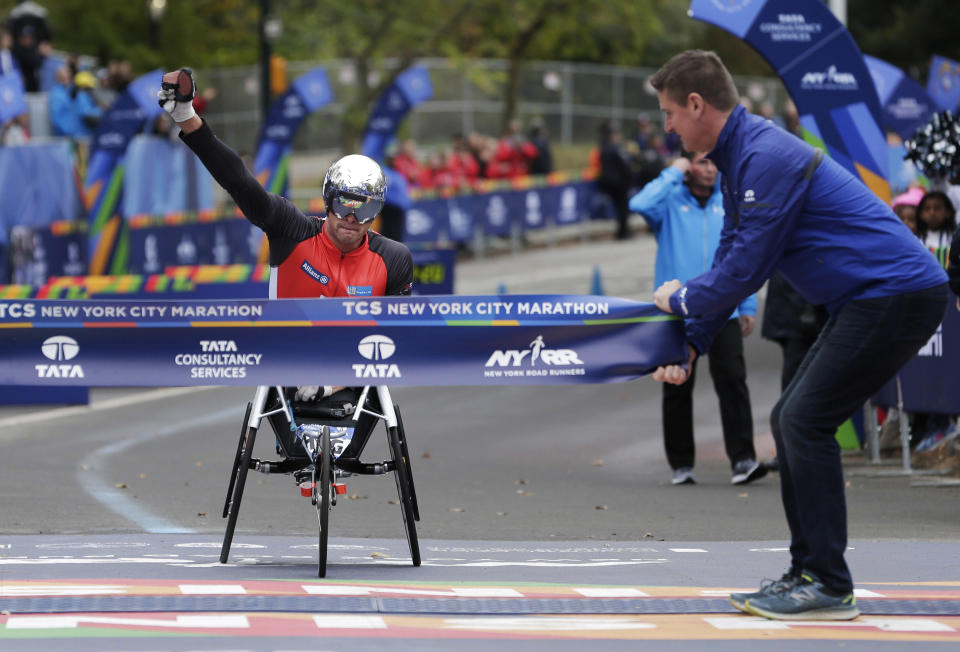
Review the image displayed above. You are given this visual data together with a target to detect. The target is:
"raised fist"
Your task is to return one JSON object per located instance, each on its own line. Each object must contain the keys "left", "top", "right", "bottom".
{"left": 157, "top": 68, "right": 197, "bottom": 123}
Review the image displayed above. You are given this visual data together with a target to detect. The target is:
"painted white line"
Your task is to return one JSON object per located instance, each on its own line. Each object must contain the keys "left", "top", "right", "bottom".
{"left": 705, "top": 617, "right": 955, "bottom": 632}
{"left": 854, "top": 588, "right": 887, "bottom": 598}
{"left": 443, "top": 617, "right": 657, "bottom": 632}
{"left": 0, "top": 386, "right": 218, "bottom": 430}
{"left": 669, "top": 548, "right": 707, "bottom": 553}
{"left": 302, "top": 585, "right": 523, "bottom": 598}
{"left": 0, "top": 585, "right": 127, "bottom": 596}
{"left": 312, "top": 615, "right": 387, "bottom": 629}
{"left": 76, "top": 405, "right": 238, "bottom": 534}
{"left": 178, "top": 584, "right": 247, "bottom": 595}
{"left": 574, "top": 588, "right": 650, "bottom": 597}
{"left": 5, "top": 614, "right": 250, "bottom": 629}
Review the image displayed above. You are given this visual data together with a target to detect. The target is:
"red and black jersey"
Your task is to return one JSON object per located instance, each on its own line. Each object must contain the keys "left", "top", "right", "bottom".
{"left": 180, "top": 122, "right": 413, "bottom": 299}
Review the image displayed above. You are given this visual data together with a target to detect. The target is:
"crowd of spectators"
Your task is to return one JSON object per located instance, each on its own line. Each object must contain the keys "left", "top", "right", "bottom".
{"left": 387, "top": 118, "right": 554, "bottom": 192}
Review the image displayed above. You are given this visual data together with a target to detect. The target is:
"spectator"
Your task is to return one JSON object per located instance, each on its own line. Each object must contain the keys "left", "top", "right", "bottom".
{"left": 393, "top": 139, "right": 422, "bottom": 186}
{"left": 527, "top": 120, "right": 553, "bottom": 175}
{"left": 596, "top": 121, "right": 633, "bottom": 240}
{"left": 5, "top": 0, "right": 51, "bottom": 93}
{"left": 48, "top": 65, "right": 81, "bottom": 137}
{"left": 1, "top": 111, "right": 29, "bottom": 145}
{"left": 192, "top": 85, "right": 217, "bottom": 116}
{"left": 490, "top": 118, "right": 537, "bottom": 179}
{"left": 950, "top": 222, "right": 960, "bottom": 312}
{"left": 0, "top": 24, "right": 19, "bottom": 77}
{"left": 917, "top": 190, "right": 957, "bottom": 255}
{"left": 891, "top": 186, "right": 925, "bottom": 236}
{"left": 71, "top": 70, "right": 101, "bottom": 137}
{"left": 633, "top": 112, "right": 654, "bottom": 151}
{"left": 630, "top": 152, "right": 765, "bottom": 486}
{"left": 450, "top": 132, "right": 481, "bottom": 187}
{"left": 759, "top": 100, "right": 786, "bottom": 129}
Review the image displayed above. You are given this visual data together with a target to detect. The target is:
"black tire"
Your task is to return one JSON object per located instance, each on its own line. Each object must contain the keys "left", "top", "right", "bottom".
{"left": 318, "top": 425, "right": 331, "bottom": 577}
{"left": 388, "top": 424, "right": 421, "bottom": 566}
{"left": 220, "top": 422, "right": 258, "bottom": 564}
{"left": 394, "top": 405, "right": 420, "bottom": 521}
{"left": 222, "top": 402, "right": 252, "bottom": 519}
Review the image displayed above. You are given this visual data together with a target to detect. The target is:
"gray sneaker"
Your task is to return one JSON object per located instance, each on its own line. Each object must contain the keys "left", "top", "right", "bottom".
{"left": 728, "top": 571, "right": 800, "bottom": 613}
{"left": 744, "top": 571, "right": 859, "bottom": 620}
{"left": 731, "top": 458, "right": 767, "bottom": 485}
{"left": 671, "top": 467, "right": 696, "bottom": 485}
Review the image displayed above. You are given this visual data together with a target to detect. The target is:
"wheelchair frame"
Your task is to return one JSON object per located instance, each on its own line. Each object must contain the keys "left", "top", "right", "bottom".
{"left": 219, "top": 384, "right": 420, "bottom": 576}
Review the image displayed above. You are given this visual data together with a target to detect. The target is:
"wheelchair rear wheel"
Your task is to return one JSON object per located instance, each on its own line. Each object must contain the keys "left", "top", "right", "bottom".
{"left": 223, "top": 402, "right": 252, "bottom": 519}
{"left": 317, "top": 425, "right": 332, "bottom": 577}
{"left": 394, "top": 405, "right": 420, "bottom": 522}
{"left": 220, "top": 414, "right": 258, "bottom": 564}
{"left": 388, "top": 423, "right": 421, "bottom": 566}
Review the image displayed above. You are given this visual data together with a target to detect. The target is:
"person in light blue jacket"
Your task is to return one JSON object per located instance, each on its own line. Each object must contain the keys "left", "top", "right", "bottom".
{"left": 630, "top": 152, "right": 764, "bottom": 488}
{"left": 649, "top": 50, "right": 947, "bottom": 622}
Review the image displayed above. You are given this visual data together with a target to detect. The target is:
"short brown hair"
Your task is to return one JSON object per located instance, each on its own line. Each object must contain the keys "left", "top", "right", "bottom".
{"left": 649, "top": 50, "right": 739, "bottom": 112}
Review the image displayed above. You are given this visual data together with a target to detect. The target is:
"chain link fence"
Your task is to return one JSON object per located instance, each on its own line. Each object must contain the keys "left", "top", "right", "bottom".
{"left": 197, "top": 57, "right": 787, "bottom": 159}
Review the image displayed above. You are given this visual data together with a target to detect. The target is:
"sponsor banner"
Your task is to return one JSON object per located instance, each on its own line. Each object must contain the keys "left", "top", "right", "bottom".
{"left": 865, "top": 55, "right": 935, "bottom": 140}
{"left": 0, "top": 295, "right": 686, "bottom": 387}
{"left": 874, "top": 304, "right": 960, "bottom": 414}
{"left": 362, "top": 66, "right": 433, "bottom": 163}
{"left": 689, "top": 0, "right": 891, "bottom": 201}
{"left": 403, "top": 182, "right": 592, "bottom": 242}
{"left": 0, "top": 71, "right": 27, "bottom": 122}
{"left": 253, "top": 68, "right": 333, "bottom": 198}
{"left": 926, "top": 55, "right": 960, "bottom": 113}
{"left": 122, "top": 136, "right": 215, "bottom": 218}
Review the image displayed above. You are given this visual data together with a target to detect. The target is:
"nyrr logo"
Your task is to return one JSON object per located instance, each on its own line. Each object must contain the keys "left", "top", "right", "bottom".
{"left": 354, "top": 334, "right": 401, "bottom": 378}
{"left": 37, "top": 335, "right": 84, "bottom": 378}
{"left": 917, "top": 325, "right": 943, "bottom": 358}
{"left": 485, "top": 335, "right": 584, "bottom": 367}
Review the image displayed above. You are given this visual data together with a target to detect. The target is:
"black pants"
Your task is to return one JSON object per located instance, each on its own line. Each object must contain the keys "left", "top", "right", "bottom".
{"left": 771, "top": 284, "right": 947, "bottom": 593}
{"left": 662, "top": 318, "right": 755, "bottom": 470}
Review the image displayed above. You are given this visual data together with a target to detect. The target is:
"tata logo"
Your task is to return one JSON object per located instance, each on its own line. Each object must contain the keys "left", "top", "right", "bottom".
{"left": 801, "top": 66, "right": 858, "bottom": 90}
{"left": 354, "top": 334, "right": 401, "bottom": 378}
{"left": 485, "top": 335, "right": 584, "bottom": 368}
{"left": 37, "top": 335, "right": 84, "bottom": 378}
{"left": 743, "top": 189, "right": 756, "bottom": 203}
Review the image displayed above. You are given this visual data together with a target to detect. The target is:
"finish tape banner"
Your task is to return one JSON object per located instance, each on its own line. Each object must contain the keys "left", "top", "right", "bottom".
{"left": 0, "top": 295, "right": 685, "bottom": 387}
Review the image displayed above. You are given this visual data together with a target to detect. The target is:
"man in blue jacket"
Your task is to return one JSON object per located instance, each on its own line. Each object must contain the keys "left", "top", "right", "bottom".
{"left": 648, "top": 50, "right": 948, "bottom": 621}
{"left": 630, "top": 152, "right": 765, "bottom": 487}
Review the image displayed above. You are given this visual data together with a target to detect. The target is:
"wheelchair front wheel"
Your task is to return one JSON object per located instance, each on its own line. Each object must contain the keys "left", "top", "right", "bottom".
{"left": 317, "top": 425, "right": 332, "bottom": 577}
{"left": 388, "top": 424, "right": 421, "bottom": 566}
{"left": 394, "top": 405, "right": 420, "bottom": 522}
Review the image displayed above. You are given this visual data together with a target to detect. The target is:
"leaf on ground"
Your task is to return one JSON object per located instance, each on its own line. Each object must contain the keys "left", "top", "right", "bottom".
{"left": 592, "top": 459, "right": 605, "bottom": 467}
{"left": 449, "top": 506, "right": 466, "bottom": 512}
{"left": 114, "top": 483, "right": 127, "bottom": 489}
{"left": 349, "top": 494, "right": 368, "bottom": 500}
{"left": 421, "top": 451, "right": 431, "bottom": 459}
{"left": 595, "top": 505, "right": 608, "bottom": 510}
{"left": 371, "top": 552, "right": 389, "bottom": 558}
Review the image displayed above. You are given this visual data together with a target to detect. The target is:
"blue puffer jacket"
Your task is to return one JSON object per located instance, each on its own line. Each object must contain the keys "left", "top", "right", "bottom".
{"left": 669, "top": 105, "right": 947, "bottom": 354}
{"left": 629, "top": 165, "right": 756, "bottom": 320}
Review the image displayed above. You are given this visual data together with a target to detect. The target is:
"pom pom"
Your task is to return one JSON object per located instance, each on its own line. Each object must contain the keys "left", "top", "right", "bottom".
{"left": 904, "top": 110, "right": 960, "bottom": 181}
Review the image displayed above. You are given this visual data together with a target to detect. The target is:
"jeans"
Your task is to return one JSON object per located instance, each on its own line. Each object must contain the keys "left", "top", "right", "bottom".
{"left": 771, "top": 283, "right": 948, "bottom": 593}
{"left": 663, "top": 318, "right": 756, "bottom": 470}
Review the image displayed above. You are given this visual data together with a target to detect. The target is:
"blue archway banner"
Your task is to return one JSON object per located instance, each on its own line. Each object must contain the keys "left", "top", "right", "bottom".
{"left": 0, "top": 295, "right": 685, "bottom": 387}
{"left": 689, "top": 0, "right": 891, "bottom": 201}
{"left": 362, "top": 66, "right": 433, "bottom": 163}
{"left": 864, "top": 55, "right": 935, "bottom": 140}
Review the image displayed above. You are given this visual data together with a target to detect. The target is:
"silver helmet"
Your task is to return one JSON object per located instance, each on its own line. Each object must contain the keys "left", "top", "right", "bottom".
{"left": 322, "top": 154, "right": 387, "bottom": 224}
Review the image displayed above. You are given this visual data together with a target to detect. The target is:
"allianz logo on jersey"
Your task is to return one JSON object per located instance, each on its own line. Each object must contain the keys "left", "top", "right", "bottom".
{"left": 485, "top": 335, "right": 584, "bottom": 367}
{"left": 917, "top": 325, "right": 943, "bottom": 358}
{"left": 353, "top": 334, "right": 401, "bottom": 378}
{"left": 300, "top": 260, "right": 330, "bottom": 285}
{"left": 801, "top": 65, "right": 858, "bottom": 90}
{"left": 37, "top": 335, "right": 85, "bottom": 378}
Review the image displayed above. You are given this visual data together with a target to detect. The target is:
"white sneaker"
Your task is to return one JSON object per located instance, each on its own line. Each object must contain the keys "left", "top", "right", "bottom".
{"left": 731, "top": 458, "right": 767, "bottom": 485}
{"left": 671, "top": 467, "right": 696, "bottom": 485}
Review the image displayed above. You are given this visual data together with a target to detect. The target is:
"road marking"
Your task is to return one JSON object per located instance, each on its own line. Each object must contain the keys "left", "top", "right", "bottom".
{"left": 574, "top": 588, "right": 650, "bottom": 597}
{"left": 302, "top": 585, "right": 523, "bottom": 597}
{"left": 0, "top": 387, "right": 217, "bottom": 430}
{"left": 443, "top": 616, "right": 658, "bottom": 631}
{"left": 704, "top": 617, "right": 955, "bottom": 632}
{"left": 4, "top": 614, "right": 250, "bottom": 630}
{"left": 178, "top": 584, "right": 247, "bottom": 595}
{"left": 313, "top": 615, "right": 387, "bottom": 629}
{"left": 0, "top": 584, "right": 127, "bottom": 596}
{"left": 76, "top": 405, "right": 238, "bottom": 534}
{"left": 669, "top": 548, "right": 707, "bottom": 553}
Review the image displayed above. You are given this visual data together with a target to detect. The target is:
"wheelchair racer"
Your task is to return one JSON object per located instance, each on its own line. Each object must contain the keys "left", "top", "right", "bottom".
{"left": 159, "top": 68, "right": 414, "bottom": 404}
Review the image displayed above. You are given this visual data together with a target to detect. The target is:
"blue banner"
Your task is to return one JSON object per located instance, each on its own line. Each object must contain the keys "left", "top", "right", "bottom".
{"left": 874, "top": 304, "right": 960, "bottom": 414}
{"left": 403, "top": 181, "right": 593, "bottom": 243}
{"left": 122, "top": 136, "right": 215, "bottom": 218}
{"left": 362, "top": 66, "right": 433, "bottom": 163}
{"left": 86, "top": 70, "right": 163, "bottom": 275}
{"left": 0, "top": 140, "right": 81, "bottom": 231}
{"left": 0, "top": 295, "right": 685, "bottom": 387}
{"left": 689, "top": 0, "right": 891, "bottom": 201}
{"left": 253, "top": 68, "right": 333, "bottom": 198}
{"left": 926, "top": 55, "right": 960, "bottom": 113}
{"left": 865, "top": 55, "right": 936, "bottom": 140}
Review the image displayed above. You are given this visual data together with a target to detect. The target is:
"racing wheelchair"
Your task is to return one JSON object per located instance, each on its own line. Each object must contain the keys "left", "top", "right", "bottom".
{"left": 219, "top": 385, "right": 420, "bottom": 576}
